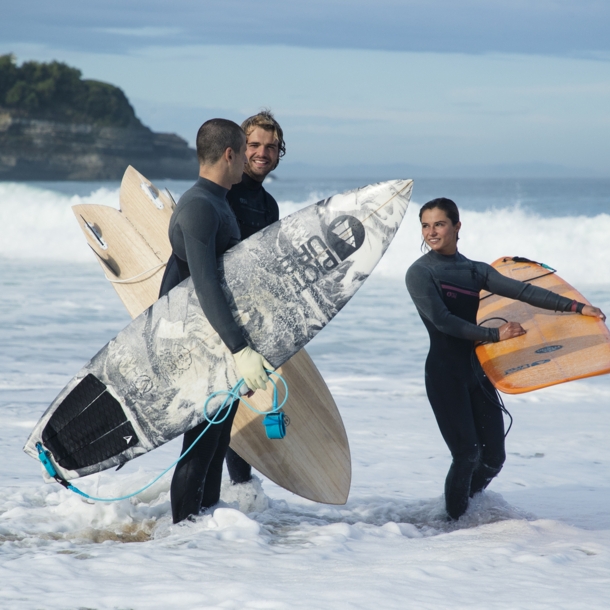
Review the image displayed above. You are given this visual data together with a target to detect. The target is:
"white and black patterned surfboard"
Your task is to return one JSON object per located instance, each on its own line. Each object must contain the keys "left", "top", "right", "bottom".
{"left": 24, "top": 180, "right": 412, "bottom": 480}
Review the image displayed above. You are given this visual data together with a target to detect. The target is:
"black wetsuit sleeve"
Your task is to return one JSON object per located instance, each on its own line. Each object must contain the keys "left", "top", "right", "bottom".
{"left": 482, "top": 265, "right": 577, "bottom": 312}
{"left": 181, "top": 204, "right": 247, "bottom": 354}
{"left": 406, "top": 264, "right": 498, "bottom": 343}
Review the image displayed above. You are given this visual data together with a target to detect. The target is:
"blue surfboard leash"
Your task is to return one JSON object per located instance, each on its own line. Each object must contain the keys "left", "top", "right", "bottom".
{"left": 36, "top": 371, "right": 288, "bottom": 502}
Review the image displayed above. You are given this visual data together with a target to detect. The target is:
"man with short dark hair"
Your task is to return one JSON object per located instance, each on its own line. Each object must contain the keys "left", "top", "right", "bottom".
{"left": 195, "top": 118, "right": 248, "bottom": 167}
{"left": 224, "top": 110, "right": 286, "bottom": 485}
{"left": 159, "top": 118, "right": 272, "bottom": 524}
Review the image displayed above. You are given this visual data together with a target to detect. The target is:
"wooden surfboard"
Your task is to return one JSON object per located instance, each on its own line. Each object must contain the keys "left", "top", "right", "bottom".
{"left": 72, "top": 167, "right": 174, "bottom": 318}
{"left": 476, "top": 256, "right": 610, "bottom": 394}
{"left": 71, "top": 166, "right": 352, "bottom": 504}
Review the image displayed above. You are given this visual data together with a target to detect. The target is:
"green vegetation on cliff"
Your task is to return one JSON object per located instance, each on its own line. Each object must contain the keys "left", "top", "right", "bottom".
{"left": 0, "top": 54, "right": 145, "bottom": 128}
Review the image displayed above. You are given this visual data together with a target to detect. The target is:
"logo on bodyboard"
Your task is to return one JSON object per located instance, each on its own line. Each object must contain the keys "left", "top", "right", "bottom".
{"left": 505, "top": 359, "right": 551, "bottom": 376}
{"left": 535, "top": 345, "right": 563, "bottom": 354}
{"left": 326, "top": 215, "right": 365, "bottom": 261}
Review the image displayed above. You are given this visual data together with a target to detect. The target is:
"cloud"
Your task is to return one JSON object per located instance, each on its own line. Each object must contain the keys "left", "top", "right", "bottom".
{"left": 2, "top": 0, "right": 609, "bottom": 57}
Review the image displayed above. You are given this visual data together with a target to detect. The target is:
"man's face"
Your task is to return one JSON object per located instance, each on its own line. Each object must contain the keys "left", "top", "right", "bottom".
{"left": 244, "top": 127, "right": 280, "bottom": 181}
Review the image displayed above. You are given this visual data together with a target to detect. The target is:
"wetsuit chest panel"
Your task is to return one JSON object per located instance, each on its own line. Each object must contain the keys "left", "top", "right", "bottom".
{"left": 228, "top": 174, "right": 280, "bottom": 241}
{"left": 234, "top": 195, "right": 268, "bottom": 229}
{"left": 440, "top": 281, "right": 480, "bottom": 324}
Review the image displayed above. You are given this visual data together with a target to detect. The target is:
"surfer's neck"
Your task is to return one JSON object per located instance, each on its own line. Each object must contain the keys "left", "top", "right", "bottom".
{"left": 199, "top": 166, "right": 233, "bottom": 190}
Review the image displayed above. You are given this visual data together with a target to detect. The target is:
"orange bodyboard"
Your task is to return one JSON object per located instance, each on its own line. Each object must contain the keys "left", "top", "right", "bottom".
{"left": 476, "top": 257, "right": 610, "bottom": 394}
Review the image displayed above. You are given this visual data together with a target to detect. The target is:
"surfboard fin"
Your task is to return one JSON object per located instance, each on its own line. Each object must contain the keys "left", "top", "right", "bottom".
{"left": 140, "top": 181, "right": 165, "bottom": 210}
{"left": 86, "top": 244, "right": 121, "bottom": 278}
{"left": 164, "top": 188, "right": 177, "bottom": 209}
{"left": 81, "top": 216, "right": 108, "bottom": 250}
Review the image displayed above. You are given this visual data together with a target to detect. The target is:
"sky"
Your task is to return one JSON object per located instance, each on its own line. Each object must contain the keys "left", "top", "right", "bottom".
{"left": 2, "top": 1, "right": 610, "bottom": 175}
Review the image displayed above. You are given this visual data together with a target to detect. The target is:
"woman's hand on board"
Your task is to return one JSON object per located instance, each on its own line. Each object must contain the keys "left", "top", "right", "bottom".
{"left": 497, "top": 306, "right": 606, "bottom": 343}
{"left": 582, "top": 305, "right": 606, "bottom": 322}
{"left": 498, "top": 321, "right": 527, "bottom": 341}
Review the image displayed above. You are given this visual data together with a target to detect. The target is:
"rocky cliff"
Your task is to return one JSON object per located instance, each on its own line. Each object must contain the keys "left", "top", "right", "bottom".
{"left": 0, "top": 55, "right": 198, "bottom": 181}
{"left": 0, "top": 111, "right": 199, "bottom": 180}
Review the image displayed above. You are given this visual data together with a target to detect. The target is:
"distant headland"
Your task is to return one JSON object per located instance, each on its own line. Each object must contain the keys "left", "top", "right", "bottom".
{"left": 0, "top": 54, "right": 198, "bottom": 181}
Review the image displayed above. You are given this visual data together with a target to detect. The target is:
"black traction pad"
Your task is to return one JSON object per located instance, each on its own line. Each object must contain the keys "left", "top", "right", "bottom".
{"left": 42, "top": 374, "right": 139, "bottom": 470}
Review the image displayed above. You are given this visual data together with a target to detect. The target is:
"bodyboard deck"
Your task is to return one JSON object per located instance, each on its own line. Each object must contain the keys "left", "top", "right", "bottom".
{"left": 476, "top": 256, "right": 610, "bottom": 394}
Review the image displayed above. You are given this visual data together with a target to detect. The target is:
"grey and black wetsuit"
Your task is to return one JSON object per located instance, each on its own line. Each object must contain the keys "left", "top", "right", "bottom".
{"left": 223, "top": 173, "right": 280, "bottom": 483}
{"left": 159, "top": 177, "right": 245, "bottom": 524}
{"left": 406, "top": 250, "right": 578, "bottom": 519}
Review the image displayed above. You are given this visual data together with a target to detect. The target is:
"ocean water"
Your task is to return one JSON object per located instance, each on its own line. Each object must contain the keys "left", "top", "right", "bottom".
{"left": 1, "top": 176, "right": 609, "bottom": 609}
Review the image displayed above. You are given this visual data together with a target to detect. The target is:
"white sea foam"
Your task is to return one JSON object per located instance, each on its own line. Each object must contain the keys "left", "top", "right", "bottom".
{"left": 1, "top": 237, "right": 610, "bottom": 608}
{"left": 0, "top": 183, "right": 120, "bottom": 263}
{"left": 376, "top": 202, "right": 610, "bottom": 286}
{"left": 1, "top": 183, "right": 608, "bottom": 285}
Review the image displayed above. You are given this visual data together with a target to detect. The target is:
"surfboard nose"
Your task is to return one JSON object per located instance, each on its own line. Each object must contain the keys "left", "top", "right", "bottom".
{"left": 319, "top": 179, "right": 413, "bottom": 274}
{"left": 325, "top": 178, "right": 412, "bottom": 223}
{"left": 370, "top": 178, "right": 413, "bottom": 211}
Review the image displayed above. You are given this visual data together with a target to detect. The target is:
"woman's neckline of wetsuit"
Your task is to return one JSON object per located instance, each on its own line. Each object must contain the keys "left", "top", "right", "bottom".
{"left": 427, "top": 249, "right": 461, "bottom": 262}
{"left": 195, "top": 176, "right": 229, "bottom": 199}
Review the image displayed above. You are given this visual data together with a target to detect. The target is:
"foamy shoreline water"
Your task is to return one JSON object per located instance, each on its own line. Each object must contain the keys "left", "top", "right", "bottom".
{"left": 1, "top": 178, "right": 610, "bottom": 609}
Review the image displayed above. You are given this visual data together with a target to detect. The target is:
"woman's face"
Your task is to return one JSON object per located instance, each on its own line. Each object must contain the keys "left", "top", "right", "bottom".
{"left": 420, "top": 208, "right": 461, "bottom": 256}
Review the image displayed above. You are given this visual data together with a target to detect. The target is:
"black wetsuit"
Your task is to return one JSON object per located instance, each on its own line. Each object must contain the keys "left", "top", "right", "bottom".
{"left": 227, "top": 172, "right": 279, "bottom": 240}
{"left": 223, "top": 172, "right": 280, "bottom": 483}
{"left": 159, "top": 177, "right": 245, "bottom": 524}
{"left": 406, "top": 250, "right": 578, "bottom": 519}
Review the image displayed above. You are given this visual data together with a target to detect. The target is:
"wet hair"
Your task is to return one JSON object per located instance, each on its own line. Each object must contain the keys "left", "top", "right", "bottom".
{"left": 419, "top": 197, "right": 461, "bottom": 252}
{"left": 196, "top": 118, "right": 245, "bottom": 166}
{"left": 419, "top": 197, "right": 460, "bottom": 226}
{"left": 241, "top": 109, "right": 286, "bottom": 167}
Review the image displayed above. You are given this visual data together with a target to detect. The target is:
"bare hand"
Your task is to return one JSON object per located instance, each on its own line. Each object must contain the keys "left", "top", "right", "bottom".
{"left": 498, "top": 321, "right": 526, "bottom": 341}
{"left": 582, "top": 305, "right": 606, "bottom": 322}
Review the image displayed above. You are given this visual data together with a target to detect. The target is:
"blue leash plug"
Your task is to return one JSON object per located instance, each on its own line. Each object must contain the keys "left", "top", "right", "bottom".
{"left": 36, "top": 442, "right": 71, "bottom": 489}
{"left": 226, "top": 370, "right": 290, "bottom": 439}
{"left": 36, "top": 442, "right": 58, "bottom": 478}
{"left": 262, "top": 412, "right": 287, "bottom": 439}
